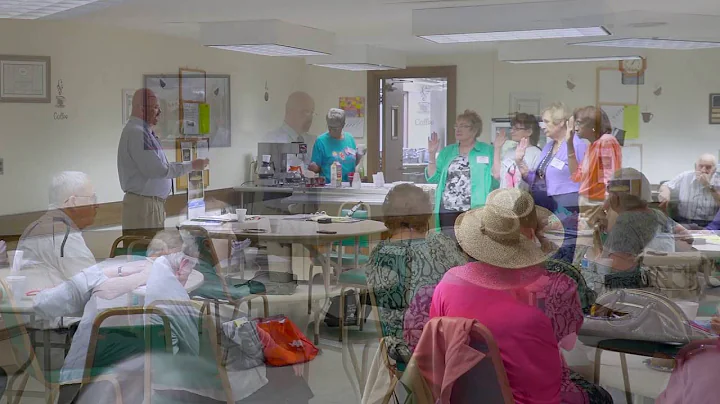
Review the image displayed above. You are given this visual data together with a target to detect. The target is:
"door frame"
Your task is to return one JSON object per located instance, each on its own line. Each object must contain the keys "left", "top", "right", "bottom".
{"left": 366, "top": 65, "right": 457, "bottom": 177}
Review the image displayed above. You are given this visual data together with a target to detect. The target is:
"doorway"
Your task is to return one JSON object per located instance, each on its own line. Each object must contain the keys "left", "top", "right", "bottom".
{"left": 366, "top": 66, "right": 457, "bottom": 183}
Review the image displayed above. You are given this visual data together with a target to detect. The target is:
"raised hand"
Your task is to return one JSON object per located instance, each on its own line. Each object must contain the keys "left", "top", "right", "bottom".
{"left": 566, "top": 116, "right": 575, "bottom": 141}
{"left": 428, "top": 132, "right": 440, "bottom": 159}
{"left": 515, "top": 137, "right": 529, "bottom": 162}
{"left": 494, "top": 129, "right": 507, "bottom": 150}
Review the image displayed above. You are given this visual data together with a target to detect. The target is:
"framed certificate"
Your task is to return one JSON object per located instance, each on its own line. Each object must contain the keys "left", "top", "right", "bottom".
{"left": 0, "top": 55, "right": 51, "bottom": 103}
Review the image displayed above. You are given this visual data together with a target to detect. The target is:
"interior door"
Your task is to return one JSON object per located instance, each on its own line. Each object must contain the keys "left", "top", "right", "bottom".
{"left": 382, "top": 82, "right": 407, "bottom": 183}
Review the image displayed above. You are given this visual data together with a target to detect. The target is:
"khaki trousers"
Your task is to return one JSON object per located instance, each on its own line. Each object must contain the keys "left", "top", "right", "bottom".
{"left": 121, "top": 192, "right": 165, "bottom": 238}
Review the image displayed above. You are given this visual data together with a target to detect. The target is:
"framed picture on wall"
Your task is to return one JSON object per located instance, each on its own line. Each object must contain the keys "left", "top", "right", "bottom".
{"left": 122, "top": 89, "right": 134, "bottom": 124}
{"left": 0, "top": 55, "right": 51, "bottom": 103}
{"left": 710, "top": 94, "right": 720, "bottom": 124}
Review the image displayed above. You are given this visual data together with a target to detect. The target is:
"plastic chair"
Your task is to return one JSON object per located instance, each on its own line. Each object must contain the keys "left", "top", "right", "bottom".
{"left": 147, "top": 299, "right": 234, "bottom": 404}
{"left": 307, "top": 203, "right": 371, "bottom": 339}
{"left": 109, "top": 235, "right": 149, "bottom": 258}
{"left": 181, "top": 226, "right": 269, "bottom": 336}
{"left": 388, "top": 319, "right": 515, "bottom": 404}
{"left": 0, "top": 279, "right": 127, "bottom": 404}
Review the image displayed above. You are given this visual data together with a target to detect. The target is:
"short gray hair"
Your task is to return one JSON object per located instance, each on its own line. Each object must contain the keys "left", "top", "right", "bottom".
{"left": 326, "top": 108, "right": 346, "bottom": 128}
{"left": 147, "top": 229, "right": 199, "bottom": 259}
{"left": 48, "top": 171, "right": 91, "bottom": 208}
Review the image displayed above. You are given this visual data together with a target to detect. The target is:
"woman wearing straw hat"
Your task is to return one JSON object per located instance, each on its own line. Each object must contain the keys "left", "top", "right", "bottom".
{"left": 429, "top": 202, "right": 563, "bottom": 404}
{"left": 483, "top": 189, "right": 611, "bottom": 404}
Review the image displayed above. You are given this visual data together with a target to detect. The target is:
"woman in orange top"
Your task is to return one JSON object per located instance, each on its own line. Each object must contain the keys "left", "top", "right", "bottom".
{"left": 567, "top": 106, "right": 622, "bottom": 228}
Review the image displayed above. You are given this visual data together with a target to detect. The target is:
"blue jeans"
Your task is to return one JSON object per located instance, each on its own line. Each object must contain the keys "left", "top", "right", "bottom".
{"left": 550, "top": 192, "right": 580, "bottom": 264}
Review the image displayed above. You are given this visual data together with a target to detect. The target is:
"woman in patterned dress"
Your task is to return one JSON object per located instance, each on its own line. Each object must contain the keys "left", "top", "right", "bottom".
{"left": 364, "top": 184, "right": 467, "bottom": 363}
{"left": 426, "top": 109, "right": 498, "bottom": 239}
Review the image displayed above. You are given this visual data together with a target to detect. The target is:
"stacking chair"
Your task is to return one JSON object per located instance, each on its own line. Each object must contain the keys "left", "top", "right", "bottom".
{"left": 0, "top": 279, "right": 140, "bottom": 404}
{"left": 109, "top": 235, "right": 149, "bottom": 258}
{"left": 307, "top": 202, "right": 372, "bottom": 342}
{"left": 181, "top": 225, "right": 269, "bottom": 337}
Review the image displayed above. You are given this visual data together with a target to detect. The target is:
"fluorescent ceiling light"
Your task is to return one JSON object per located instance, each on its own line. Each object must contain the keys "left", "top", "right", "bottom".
{"left": 311, "top": 63, "right": 400, "bottom": 71}
{"left": 209, "top": 45, "right": 326, "bottom": 57}
{"left": 421, "top": 26, "right": 609, "bottom": 44}
{"left": 0, "top": 0, "right": 122, "bottom": 19}
{"left": 201, "top": 20, "right": 334, "bottom": 57}
{"left": 573, "top": 38, "right": 720, "bottom": 50}
{"left": 506, "top": 56, "right": 641, "bottom": 64}
{"left": 307, "top": 45, "right": 406, "bottom": 71}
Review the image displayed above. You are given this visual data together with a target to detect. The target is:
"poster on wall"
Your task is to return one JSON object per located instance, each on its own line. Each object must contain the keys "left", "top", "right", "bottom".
{"left": 339, "top": 96, "right": 365, "bottom": 140}
{"left": 601, "top": 105, "right": 640, "bottom": 140}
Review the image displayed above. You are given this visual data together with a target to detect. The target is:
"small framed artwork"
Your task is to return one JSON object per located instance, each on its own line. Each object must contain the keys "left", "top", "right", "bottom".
{"left": 710, "top": 94, "right": 720, "bottom": 124}
{"left": 0, "top": 55, "right": 51, "bottom": 103}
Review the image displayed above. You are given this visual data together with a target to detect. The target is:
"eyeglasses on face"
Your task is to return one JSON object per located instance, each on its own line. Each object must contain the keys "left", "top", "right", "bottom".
{"left": 510, "top": 126, "right": 529, "bottom": 132}
{"left": 454, "top": 124, "right": 472, "bottom": 130}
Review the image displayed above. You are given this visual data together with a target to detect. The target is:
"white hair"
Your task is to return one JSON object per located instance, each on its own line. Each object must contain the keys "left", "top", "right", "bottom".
{"left": 147, "top": 229, "right": 199, "bottom": 259}
{"left": 326, "top": 108, "right": 346, "bottom": 128}
{"left": 48, "top": 171, "right": 91, "bottom": 208}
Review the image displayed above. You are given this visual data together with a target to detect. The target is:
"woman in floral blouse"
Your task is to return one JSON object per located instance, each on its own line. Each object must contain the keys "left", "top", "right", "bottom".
{"left": 364, "top": 184, "right": 467, "bottom": 363}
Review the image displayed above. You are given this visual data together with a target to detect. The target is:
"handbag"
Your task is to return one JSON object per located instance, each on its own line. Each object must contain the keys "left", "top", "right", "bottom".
{"left": 641, "top": 250, "right": 705, "bottom": 300}
{"left": 255, "top": 315, "right": 319, "bottom": 366}
{"left": 220, "top": 317, "right": 265, "bottom": 370}
{"left": 580, "top": 289, "right": 711, "bottom": 343}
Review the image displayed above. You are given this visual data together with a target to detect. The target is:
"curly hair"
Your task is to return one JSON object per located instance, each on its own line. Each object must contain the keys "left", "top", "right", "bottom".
{"left": 383, "top": 184, "right": 432, "bottom": 233}
{"left": 457, "top": 109, "right": 483, "bottom": 137}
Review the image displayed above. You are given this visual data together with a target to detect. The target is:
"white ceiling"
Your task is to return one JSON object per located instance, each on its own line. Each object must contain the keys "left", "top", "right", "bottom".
{"left": 53, "top": 0, "right": 720, "bottom": 56}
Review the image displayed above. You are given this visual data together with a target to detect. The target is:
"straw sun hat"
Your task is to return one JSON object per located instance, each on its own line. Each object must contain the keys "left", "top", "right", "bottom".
{"left": 453, "top": 189, "right": 562, "bottom": 289}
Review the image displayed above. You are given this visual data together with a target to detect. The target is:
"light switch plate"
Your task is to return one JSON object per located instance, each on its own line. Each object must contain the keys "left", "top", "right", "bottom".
{"left": 0, "top": 158, "right": 3, "bottom": 175}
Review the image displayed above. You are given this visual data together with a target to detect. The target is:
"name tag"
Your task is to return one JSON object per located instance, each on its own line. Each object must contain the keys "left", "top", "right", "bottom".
{"left": 550, "top": 158, "right": 566, "bottom": 170}
{"left": 476, "top": 156, "right": 489, "bottom": 164}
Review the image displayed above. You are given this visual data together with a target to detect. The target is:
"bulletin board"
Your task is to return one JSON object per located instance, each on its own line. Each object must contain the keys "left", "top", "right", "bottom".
{"left": 596, "top": 67, "right": 641, "bottom": 141}
{"left": 179, "top": 68, "right": 207, "bottom": 137}
{"left": 175, "top": 138, "right": 210, "bottom": 191}
{"left": 206, "top": 75, "right": 232, "bottom": 147}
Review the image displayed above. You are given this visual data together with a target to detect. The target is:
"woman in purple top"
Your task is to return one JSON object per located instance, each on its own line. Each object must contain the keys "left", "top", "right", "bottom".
{"left": 519, "top": 102, "right": 588, "bottom": 263}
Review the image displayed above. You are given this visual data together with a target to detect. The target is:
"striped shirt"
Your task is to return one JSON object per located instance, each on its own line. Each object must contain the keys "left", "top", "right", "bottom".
{"left": 666, "top": 170, "right": 720, "bottom": 222}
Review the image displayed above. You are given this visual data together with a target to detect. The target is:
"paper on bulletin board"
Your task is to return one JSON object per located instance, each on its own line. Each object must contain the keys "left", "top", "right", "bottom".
{"left": 199, "top": 103, "right": 210, "bottom": 134}
{"left": 623, "top": 105, "right": 639, "bottom": 140}
{"left": 182, "top": 102, "right": 200, "bottom": 135}
{"left": 196, "top": 138, "right": 209, "bottom": 163}
{"left": 601, "top": 105, "right": 640, "bottom": 140}
{"left": 345, "top": 117, "right": 365, "bottom": 140}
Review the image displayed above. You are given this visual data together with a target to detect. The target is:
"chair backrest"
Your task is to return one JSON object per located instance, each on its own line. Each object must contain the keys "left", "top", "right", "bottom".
{"left": 338, "top": 202, "right": 371, "bottom": 248}
{"left": 83, "top": 306, "right": 173, "bottom": 382}
{"left": 177, "top": 226, "right": 231, "bottom": 301}
{"left": 128, "top": 239, "right": 151, "bottom": 257}
{"left": 109, "top": 235, "right": 149, "bottom": 258}
{"left": 449, "top": 322, "right": 515, "bottom": 404}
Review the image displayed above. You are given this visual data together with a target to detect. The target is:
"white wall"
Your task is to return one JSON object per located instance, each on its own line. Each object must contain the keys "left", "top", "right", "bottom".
{"left": 409, "top": 49, "right": 720, "bottom": 184}
{"left": 0, "top": 20, "right": 365, "bottom": 215}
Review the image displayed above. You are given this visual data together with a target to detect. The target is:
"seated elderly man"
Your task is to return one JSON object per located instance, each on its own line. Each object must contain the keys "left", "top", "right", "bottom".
{"left": 659, "top": 153, "right": 720, "bottom": 229}
{"left": 17, "top": 171, "right": 98, "bottom": 290}
{"left": 590, "top": 168, "right": 686, "bottom": 289}
{"left": 33, "top": 229, "right": 198, "bottom": 403}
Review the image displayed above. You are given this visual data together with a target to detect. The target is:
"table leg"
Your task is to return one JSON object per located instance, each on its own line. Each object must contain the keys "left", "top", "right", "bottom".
{"left": 620, "top": 353, "right": 632, "bottom": 404}
{"left": 42, "top": 329, "right": 51, "bottom": 373}
{"left": 593, "top": 348, "right": 602, "bottom": 384}
{"left": 354, "top": 236, "right": 359, "bottom": 269}
{"left": 323, "top": 243, "right": 332, "bottom": 297}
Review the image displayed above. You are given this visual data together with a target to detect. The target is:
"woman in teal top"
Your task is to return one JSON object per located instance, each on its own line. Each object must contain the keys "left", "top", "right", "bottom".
{"left": 426, "top": 109, "right": 497, "bottom": 238}
{"left": 309, "top": 108, "right": 364, "bottom": 183}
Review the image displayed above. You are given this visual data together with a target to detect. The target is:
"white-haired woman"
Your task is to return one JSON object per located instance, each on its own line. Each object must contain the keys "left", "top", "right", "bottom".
{"left": 308, "top": 108, "right": 364, "bottom": 183}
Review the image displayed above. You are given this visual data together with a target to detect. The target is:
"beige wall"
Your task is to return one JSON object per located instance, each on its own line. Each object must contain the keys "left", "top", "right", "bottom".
{"left": 409, "top": 50, "right": 720, "bottom": 184}
{"left": 0, "top": 20, "right": 365, "bottom": 215}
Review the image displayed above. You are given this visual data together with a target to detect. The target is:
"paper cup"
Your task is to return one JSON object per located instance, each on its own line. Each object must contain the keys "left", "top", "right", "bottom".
{"left": 675, "top": 301, "right": 699, "bottom": 321}
{"left": 235, "top": 209, "right": 247, "bottom": 222}
{"left": 269, "top": 218, "right": 282, "bottom": 233}
{"left": 5, "top": 275, "right": 27, "bottom": 299}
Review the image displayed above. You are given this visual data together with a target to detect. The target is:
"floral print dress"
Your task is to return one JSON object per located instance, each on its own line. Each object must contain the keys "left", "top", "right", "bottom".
{"left": 441, "top": 155, "right": 472, "bottom": 211}
{"left": 364, "top": 233, "right": 468, "bottom": 362}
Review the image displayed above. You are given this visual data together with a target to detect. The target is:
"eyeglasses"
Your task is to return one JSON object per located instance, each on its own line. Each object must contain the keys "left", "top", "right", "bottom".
{"left": 67, "top": 193, "right": 98, "bottom": 205}
{"left": 454, "top": 124, "right": 472, "bottom": 130}
{"left": 510, "top": 126, "right": 529, "bottom": 132}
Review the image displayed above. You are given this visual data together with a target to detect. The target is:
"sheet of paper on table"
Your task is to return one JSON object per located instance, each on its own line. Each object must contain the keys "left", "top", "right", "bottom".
{"left": 694, "top": 234, "right": 720, "bottom": 244}
{"left": 181, "top": 219, "right": 223, "bottom": 227}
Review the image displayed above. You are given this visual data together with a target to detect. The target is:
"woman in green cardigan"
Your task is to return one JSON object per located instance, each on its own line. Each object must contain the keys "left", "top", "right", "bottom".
{"left": 426, "top": 109, "right": 498, "bottom": 238}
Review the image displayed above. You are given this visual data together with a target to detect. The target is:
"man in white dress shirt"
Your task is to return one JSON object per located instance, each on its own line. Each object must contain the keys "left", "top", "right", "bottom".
{"left": 17, "top": 171, "right": 99, "bottom": 290}
{"left": 265, "top": 91, "right": 316, "bottom": 168}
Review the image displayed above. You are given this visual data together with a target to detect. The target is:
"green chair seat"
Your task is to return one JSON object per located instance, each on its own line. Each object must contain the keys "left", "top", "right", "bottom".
{"left": 329, "top": 252, "right": 370, "bottom": 266}
{"left": 339, "top": 268, "right": 367, "bottom": 285}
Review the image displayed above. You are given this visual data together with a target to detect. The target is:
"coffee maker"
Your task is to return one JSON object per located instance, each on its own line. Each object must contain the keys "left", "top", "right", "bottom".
{"left": 256, "top": 142, "right": 308, "bottom": 186}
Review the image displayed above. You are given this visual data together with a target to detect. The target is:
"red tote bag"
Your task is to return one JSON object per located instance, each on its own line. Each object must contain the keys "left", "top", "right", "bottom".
{"left": 255, "top": 315, "right": 319, "bottom": 366}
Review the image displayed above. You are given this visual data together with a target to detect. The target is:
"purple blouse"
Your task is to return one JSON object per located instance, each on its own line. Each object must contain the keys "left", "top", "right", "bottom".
{"left": 528, "top": 134, "right": 587, "bottom": 196}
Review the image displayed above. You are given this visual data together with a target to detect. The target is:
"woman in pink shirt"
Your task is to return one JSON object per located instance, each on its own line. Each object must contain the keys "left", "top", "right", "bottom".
{"left": 431, "top": 203, "right": 563, "bottom": 404}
